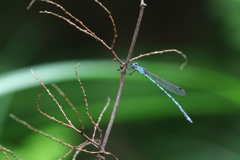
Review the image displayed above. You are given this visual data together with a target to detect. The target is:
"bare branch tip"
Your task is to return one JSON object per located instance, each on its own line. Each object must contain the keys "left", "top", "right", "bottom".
{"left": 75, "top": 63, "right": 81, "bottom": 68}
{"left": 9, "top": 113, "right": 14, "bottom": 118}
{"left": 30, "top": 69, "right": 35, "bottom": 75}
{"left": 39, "top": 10, "right": 47, "bottom": 14}
{"left": 180, "top": 65, "right": 185, "bottom": 70}
{"left": 140, "top": 0, "right": 147, "bottom": 6}
{"left": 27, "top": 0, "right": 36, "bottom": 10}
{"left": 180, "top": 61, "right": 188, "bottom": 70}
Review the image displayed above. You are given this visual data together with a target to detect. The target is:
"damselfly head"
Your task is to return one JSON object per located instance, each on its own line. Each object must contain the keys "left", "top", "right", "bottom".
{"left": 131, "top": 62, "right": 138, "bottom": 68}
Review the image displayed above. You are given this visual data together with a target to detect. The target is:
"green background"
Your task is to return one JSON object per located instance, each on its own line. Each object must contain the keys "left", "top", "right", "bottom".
{"left": 1, "top": 0, "right": 240, "bottom": 159}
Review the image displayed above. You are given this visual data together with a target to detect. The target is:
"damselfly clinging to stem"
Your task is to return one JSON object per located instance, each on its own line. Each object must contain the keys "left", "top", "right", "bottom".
{"left": 128, "top": 62, "right": 192, "bottom": 123}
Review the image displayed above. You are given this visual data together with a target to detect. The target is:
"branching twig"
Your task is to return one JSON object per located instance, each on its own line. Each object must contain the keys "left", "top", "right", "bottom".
{"left": 0, "top": 147, "right": 10, "bottom": 160}
{"left": 59, "top": 148, "right": 74, "bottom": 160}
{"left": 74, "top": 64, "right": 103, "bottom": 143}
{"left": 124, "top": 2, "right": 147, "bottom": 68}
{"left": 0, "top": 145, "right": 21, "bottom": 160}
{"left": 31, "top": 69, "right": 74, "bottom": 127}
{"left": 9, "top": 114, "right": 111, "bottom": 159}
{"left": 73, "top": 139, "right": 99, "bottom": 160}
{"left": 52, "top": 83, "right": 84, "bottom": 131}
{"left": 41, "top": 0, "right": 94, "bottom": 35}
{"left": 9, "top": 67, "right": 117, "bottom": 159}
{"left": 27, "top": 0, "right": 122, "bottom": 64}
{"left": 95, "top": 0, "right": 118, "bottom": 51}
{"left": 9, "top": 114, "right": 74, "bottom": 149}
{"left": 99, "top": 2, "right": 147, "bottom": 155}
{"left": 31, "top": 69, "right": 101, "bottom": 149}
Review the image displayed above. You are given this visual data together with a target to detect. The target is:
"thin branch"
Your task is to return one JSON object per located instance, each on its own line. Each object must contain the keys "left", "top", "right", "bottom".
{"left": 100, "top": 1, "right": 147, "bottom": 153}
{"left": 31, "top": 70, "right": 74, "bottom": 126}
{"left": 59, "top": 148, "right": 74, "bottom": 160}
{"left": 73, "top": 142, "right": 90, "bottom": 160}
{"left": 92, "top": 97, "right": 110, "bottom": 141}
{"left": 140, "top": 0, "right": 147, "bottom": 6}
{"left": 10, "top": 113, "right": 106, "bottom": 158}
{"left": 27, "top": 0, "right": 36, "bottom": 9}
{"left": 31, "top": 69, "right": 101, "bottom": 148}
{"left": 10, "top": 107, "right": 108, "bottom": 158}
{"left": 41, "top": 0, "right": 95, "bottom": 35}
{"left": 0, "top": 145, "right": 21, "bottom": 160}
{"left": 10, "top": 114, "right": 74, "bottom": 149}
{"left": 96, "top": 151, "right": 118, "bottom": 160}
{"left": 27, "top": 0, "right": 122, "bottom": 64}
{"left": 51, "top": 83, "right": 84, "bottom": 130}
{"left": 40, "top": 10, "right": 97, "bottom": 40}
{"left": 73, "top": 139, "right": 99, "bottom": 160}
{"left": 100, "top": 74, "right": 125, "bottom": 152}
{"left": 0, "top": 148, "right": 10, "bottom": 160}
{"left": 30, "top": 68, "right": 117, "bottom": 158}
{"left": 130, "top": 49, "right": 188, "bottom": 69}
{"left": 28, "top": 0, "right": 93, "bottom": 34}
{"left": 74, "top": 64, "right": 103, "bottom": 142}
{"left": 123, "top": 1, "right": 147, "bottom": 70}
{"left": 95, "top": 0, "right": 118, "bottom": 51}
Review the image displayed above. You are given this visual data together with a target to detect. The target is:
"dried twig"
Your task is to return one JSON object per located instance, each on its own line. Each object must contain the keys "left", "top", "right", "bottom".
{"left": 92, "top": 97, "right": 110, "bottom": 141}
{"left": 95, "top": 0, "right": 118, "bottom": 51}
{"left": 9, "top": 114, "right": 109, "bottom": 159}
{"left": 74, "top": 64, "right": 103, "bottom": 143}
{"left": 100, "top": 1, "right": 147, "bottom": 154}
{"left": 59, "top": 148, "right": 74, "bottom": 160}
{"left": 31, "top": 69, "right": 100, "bottom": 148}
{"left": 10, "top": 114, "right": 74, "bottom": 149}
{"left": 0, "top": 147, "right": 10, "bottom": 160}
{"left": 31, "top": 69, "right": 74, "bottom": 127}
{"left": 52, "top": 83, "right": 84, "bottom": 130}
{"left": 130, "top": 49, "right": 188, "bottom": 69}
{"left": 27, "top": 0, "right": 36, "bottom": 9}
{"left": 0, "top": 145, "right": 21, "bottom": 160}
{"left": 73, "top": 140, "right": 99, "bottom": 160}
{"left": 124, "top": 1, "right": 147, "bottom": 68}
{"left": 25, "top": 67, "right": 116, "bottom": 159}
{"left": 27, "top": 0, "right": 122, "bottom": 64}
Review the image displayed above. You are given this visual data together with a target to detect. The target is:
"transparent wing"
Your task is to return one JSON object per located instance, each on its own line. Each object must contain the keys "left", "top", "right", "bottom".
{"left": 146, "top": 71, "right": 186, "bottom": 96}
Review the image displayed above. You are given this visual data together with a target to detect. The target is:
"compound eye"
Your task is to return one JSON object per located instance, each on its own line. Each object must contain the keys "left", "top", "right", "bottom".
{"left": 130, "top": 62, "right": 138, "bottom": 69}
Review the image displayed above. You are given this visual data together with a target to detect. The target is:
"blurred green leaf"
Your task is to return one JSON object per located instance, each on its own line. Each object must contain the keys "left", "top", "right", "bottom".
{"left": 0, "top": 60, "right": 239, "bottom": 124}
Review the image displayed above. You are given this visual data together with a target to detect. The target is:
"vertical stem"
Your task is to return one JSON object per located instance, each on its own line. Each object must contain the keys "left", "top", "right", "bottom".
{"left": 124, "top": 2, "right": 147, "bottom": 69}
{"left": 100, "top": 74, "right": 125, "bottom": 150}
{"left": 100, "top": 0, "right": 147, "bottom": 153}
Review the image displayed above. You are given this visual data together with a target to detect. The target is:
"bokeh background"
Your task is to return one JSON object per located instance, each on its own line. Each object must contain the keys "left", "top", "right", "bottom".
{"left": 1, "top": 0, "right": 240, "bottom": 159}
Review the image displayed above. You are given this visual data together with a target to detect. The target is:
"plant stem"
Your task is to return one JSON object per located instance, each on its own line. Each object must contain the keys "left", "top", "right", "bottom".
{"left": 100, "top": 0, "right": 147, "bottom": 153}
